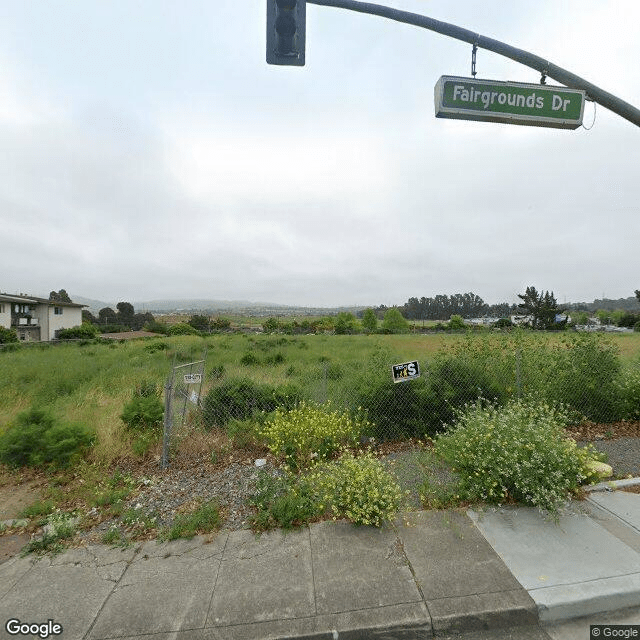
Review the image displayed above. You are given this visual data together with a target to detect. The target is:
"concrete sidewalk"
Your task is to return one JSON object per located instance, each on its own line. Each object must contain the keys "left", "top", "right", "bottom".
{"left": 1, "top": 491, "right": 640, "bottom": 640}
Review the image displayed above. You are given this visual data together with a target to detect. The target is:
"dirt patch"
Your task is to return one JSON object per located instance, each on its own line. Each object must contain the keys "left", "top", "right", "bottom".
{"left": 0, "top": 478, "right": 44, "bottom": 521}
{"left": 100, "top": 331, "right": 160, "bottom": 340}
{"left": 0, "top": 474, "right": 45, "bottom": 564}
{"left": 0, "top": 533, "right": 31, "bottom": 564}
{"left": 621, "top": 484, "right": 640, "bottom": 494}
{"left": 566, "top": 420, "right": 640, "bottom": 441}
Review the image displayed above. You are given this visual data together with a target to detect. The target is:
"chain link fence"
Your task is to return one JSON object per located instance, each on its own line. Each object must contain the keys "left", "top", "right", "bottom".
{"left": 192, "top": 340, "right": 640, "bottom": 443}
{"left": 162, "top": 354, "right": 206, "bottom": 468}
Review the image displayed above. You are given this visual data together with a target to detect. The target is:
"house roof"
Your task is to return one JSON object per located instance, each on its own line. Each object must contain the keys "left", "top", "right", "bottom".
{"left": 0, "top": 292, "right": 86, "bottom": 308}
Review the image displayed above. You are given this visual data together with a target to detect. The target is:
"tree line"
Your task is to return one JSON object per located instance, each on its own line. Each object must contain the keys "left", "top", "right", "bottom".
{"left": 83, "top": 302, "right": 154, "bottom": 332}
{"left": 372, "top": 292, "right": 515, "bottom": 321}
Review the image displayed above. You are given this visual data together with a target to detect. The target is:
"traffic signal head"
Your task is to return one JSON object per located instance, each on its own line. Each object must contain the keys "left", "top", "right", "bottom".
{"left": 266, "top": 0, "right": 306, "bottom": 66}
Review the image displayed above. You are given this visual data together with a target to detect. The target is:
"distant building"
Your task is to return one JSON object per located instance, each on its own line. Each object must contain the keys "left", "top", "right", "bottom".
{"left": 0, "top": 293, "right": 85, "bottom": 342}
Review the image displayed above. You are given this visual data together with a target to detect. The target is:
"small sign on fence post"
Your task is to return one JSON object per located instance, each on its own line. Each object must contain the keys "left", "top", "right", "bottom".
{"left": 184, "top": 373, "right": 202, "bottom": 384}
{"left": 392, "top": 360, "right": 420, "bottom": 383}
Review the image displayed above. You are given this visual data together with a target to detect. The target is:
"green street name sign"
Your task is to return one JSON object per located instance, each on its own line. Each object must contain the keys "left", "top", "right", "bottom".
{"left": 434, "top": 76, "right": 586, "bottom": 129}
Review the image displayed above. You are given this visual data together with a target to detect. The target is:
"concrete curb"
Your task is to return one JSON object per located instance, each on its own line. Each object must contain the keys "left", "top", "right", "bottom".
{"left": 586, "top": 476, "right": 640, "bottom": 493}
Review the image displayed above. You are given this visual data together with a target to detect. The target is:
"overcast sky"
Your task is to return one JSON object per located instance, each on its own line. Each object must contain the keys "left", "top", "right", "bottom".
{"left": 1, "top": 1, "right": 639, "bottom": 308}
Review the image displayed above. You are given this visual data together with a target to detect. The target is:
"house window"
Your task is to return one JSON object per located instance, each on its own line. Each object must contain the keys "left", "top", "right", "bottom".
{"left": 0, "top": 304, "right": 4, "bottom": 313}
{"left": 54, "top": 307, "right": 63, "bottom": 315}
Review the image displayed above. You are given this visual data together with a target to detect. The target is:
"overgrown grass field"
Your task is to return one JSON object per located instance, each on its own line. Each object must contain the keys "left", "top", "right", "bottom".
{"left": 1, "top": 331, "right": 639, "bottom": 465}
{"left": 2, "top": 330, "right": 640, "bottom": 547}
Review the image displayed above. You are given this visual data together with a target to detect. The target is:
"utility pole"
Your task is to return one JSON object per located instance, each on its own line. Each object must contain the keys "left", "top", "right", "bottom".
{"left": 301, "top": 0, "right": 640, "bottom": 128}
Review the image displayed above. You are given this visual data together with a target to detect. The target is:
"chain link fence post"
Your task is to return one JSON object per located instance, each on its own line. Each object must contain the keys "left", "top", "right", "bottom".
{"left": 161, "top": 370, "right": 174, "bottom": 470}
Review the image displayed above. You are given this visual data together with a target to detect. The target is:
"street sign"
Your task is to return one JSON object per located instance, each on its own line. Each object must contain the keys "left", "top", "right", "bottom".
{"left": 434, "top": 76, "right": 585, "bottom": 129}
{"left": 392, "top": 361, "right": 420, "bottom": 383}
{"left": 183, "top": 373, "right": 202, "bottom": 384}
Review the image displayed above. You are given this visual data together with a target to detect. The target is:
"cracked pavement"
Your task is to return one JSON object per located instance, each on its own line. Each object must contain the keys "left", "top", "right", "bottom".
{"left": 2, "top": 499, "right": 640, "bottom": 639}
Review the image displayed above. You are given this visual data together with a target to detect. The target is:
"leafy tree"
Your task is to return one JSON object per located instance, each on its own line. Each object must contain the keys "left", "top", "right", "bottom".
{"left": 98, "top": 307, "right": 117, "bottom": 324}
{"left": 401, "top": 292, "right": 489, "bottom": 320}
{"left": 381, "top": 308, "right": 409, "bottom": 334}
{"left": 448, "top": 315, "right": 466, "bottom": 330}
{"left": 49, "top": 289, "right": 72, "bottom": 303}
{"left": 571, "top": 311, "right": 591, "bottom": 326}
{"left": 189, "top": 315, "right": 211, "bottom": 332}
{"left": 211, "top": 317, "right": 232, "bottom": 331}
{"left": 636, "top": 290, "right": 640, "bottom": 304}
{"left": 334, "top": 312, "right": 356, "bottom": 334}
{"left": 132, "top": 312, "right": 155, "bottom": 330}
{"left": 361, "top": 308, "right": 378, "bottom": 333}
{"left": 616, "top": 312, "right": 640, "bottom": 328}
{"left": 116, "top": 302, "right": 135, "bottom": 321}
{"left": 517, "top": 286, "right": 565, "bottom": 330}
{"left": 82, "top": 309, "right": 97, "bottom": 324}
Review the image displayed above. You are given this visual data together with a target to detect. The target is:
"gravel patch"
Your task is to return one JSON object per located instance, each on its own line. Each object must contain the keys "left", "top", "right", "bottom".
{"left": 583, "top": 436, "right": 640, "bottom": 478}
{"left": 77, "top": 461, "right": 287, "bottom": 544}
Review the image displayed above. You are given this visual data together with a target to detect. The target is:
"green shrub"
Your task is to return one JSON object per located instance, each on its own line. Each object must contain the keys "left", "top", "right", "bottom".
{"left": 144, "top": 340, "right": 169, "bottom": 352}
{"left": 202, "top": 378, "right": 303, "bottom": 429}
{"left": 240, "top": 352, "right": 260, "bottom": 366}
{"left": 39, "top": 423, "right": 97, "bottom": 467}
{"left": 434, "top": 400, "right": 596, "bottom": 516}
{"left": 260, "top": 402, "right": 367, "bottom": 470}
{"left": 545, "top": 334, "right": 624, "bottom": 423}
{"left": 0, "top": 326, "right": 19, "bottom": 344}
{"left": 167, "top": 323, "right": 200, "bottom": 336}
{"left": 0, "top": 409, "right": 94, "bottom": 469}
{"left": 617, "top": 365, "right": 640, "bottom": 420}
{"left": 264, "top": 351, "right": 286, "bottom": 366}
{"left": 57, "top": 323, "right": 99, "bottom": 339}
{"left": 423, "top": 357, "right": 506, "bottom": 431}
{"left": 120, "top": 383, "right": 164, "bottom": 431}
{"left": 357, "top": 375, "right": 431, "bottom": 439}
{"left": 144, "top": 320, "right": 169, "bottom": 335}
{"left": 309, "top": 451, "right": 404, "bottom": 527}
{"left": 351, "top": 347, "right": 427, "bottom": 439}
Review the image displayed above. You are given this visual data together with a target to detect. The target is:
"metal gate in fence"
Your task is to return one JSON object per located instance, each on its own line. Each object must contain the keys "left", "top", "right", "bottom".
{"left": 162, "top": 354, "right": 206, "bottom": 468}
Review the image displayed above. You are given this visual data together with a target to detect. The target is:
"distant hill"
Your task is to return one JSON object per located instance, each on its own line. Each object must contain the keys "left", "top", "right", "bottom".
{"left": 71, "top": 295, "right": 113, "bottom": 312}
{"left": 136, "top": 299, "right": 263, "bottom": 312}
{"left": 69, "top": 295, "right": 365, "bottom": 317}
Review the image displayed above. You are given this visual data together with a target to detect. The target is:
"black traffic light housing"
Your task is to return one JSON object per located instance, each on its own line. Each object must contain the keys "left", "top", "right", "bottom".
{"left": 266, "top": 0, "right": 306, "bottom": 66}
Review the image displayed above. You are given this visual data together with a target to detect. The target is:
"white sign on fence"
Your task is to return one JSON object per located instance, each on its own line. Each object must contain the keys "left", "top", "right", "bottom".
{"left": 183, "top": 373, "right": 202, "bottom": 384}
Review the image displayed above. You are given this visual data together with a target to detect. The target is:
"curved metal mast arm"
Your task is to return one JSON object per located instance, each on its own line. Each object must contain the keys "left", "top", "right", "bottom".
{"left": 307, "top": 0, "right": 640, "bottom": 128}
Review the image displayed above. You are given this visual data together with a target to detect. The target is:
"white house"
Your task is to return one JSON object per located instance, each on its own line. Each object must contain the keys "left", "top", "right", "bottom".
{"left": 0, "top": 293, "right": 85, "bottom": 342}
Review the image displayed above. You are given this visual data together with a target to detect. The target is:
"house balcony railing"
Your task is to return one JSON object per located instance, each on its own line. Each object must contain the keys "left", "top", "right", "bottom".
{"left": 12, "top": 317, "right": 40, "bottom": 327}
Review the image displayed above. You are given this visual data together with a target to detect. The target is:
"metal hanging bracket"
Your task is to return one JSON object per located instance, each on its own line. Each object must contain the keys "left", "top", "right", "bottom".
{"left": 471, "top": 43, "right": 478, "bottom": 78}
